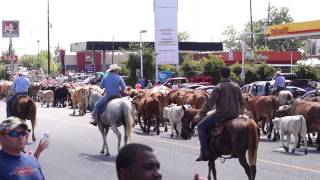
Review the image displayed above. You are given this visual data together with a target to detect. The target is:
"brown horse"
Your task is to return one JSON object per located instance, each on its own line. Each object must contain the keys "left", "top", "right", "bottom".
{"left": 180, "top": 109, "right": 260, "bottom": 180}
{"left": 11, "top": 95, "right": 37, "bottom": 141}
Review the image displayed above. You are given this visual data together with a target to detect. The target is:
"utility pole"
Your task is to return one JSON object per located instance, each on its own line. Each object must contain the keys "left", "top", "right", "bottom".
{"left": 47, "top": 0, "right": 51, "bottom": 75}
{"left": 250, "top": 0, "right": 254, "bottom": 50}
{"left": 265, "top": 2, "right": 271, "bottom": 47}
{"left": 37, "top": 40, "right": 40, "bottom": 62}
{"left": 111, "top": 35, "right": 114, "bottom": 64}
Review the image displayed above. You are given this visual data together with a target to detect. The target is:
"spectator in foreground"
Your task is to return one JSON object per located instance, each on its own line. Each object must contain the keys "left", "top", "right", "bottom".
{"left": 116, "top": 143, "right": 205, "bottom": 180}
{"left": 0, "top": 116, "right": 45, "bottom": 179}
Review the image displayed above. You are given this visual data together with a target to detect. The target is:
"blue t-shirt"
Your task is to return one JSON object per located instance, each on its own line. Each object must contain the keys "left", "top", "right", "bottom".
{"left": 100, "top": 72, "right": 126, "bottom": 97}
{"left": 0, "top": 150, "right": 45, "bottom": 180}
{"left": 12, "top": 76, "right": 30, "bottom": 94}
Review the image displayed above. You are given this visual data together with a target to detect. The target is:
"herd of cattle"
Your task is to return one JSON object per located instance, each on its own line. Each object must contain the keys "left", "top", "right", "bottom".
{"left": 0, "top": 80, "right": 319, "bottom": 153}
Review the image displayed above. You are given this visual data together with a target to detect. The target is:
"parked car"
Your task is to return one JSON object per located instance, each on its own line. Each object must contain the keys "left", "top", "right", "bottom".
{"left": 179, "top": 83, "right": 204, "bottom": 89}
{"left": 285, "top": 86, "right": 306, "bottom": 98}
{"left": 301, "top": 89, "right": 320, "bottom": 100}
{"left": 162, "top": 77, "right": 189, "bottom": 88}
{"left": 195, "top": 85, "right": 215, "bottom": 93}
{"left": 241, "top": 81, "right": 271, "bottom": 96}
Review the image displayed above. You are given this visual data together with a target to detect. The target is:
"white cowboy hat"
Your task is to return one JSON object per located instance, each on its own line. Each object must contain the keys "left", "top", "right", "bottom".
{"left": 108, "top": 64, "right": 121, "bottom": 72}
{"left": 275, "top": 71, "right": 281, "bottom": 75}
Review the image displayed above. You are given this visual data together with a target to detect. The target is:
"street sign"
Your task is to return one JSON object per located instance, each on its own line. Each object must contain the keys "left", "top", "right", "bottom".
{"left": 2, "top": 21, "right": 19, "bottom": 38}
{"left": 85, "top": 64, "right": 95, "bottom": 73}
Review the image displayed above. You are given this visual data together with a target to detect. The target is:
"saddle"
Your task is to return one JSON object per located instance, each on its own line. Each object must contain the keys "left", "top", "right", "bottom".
{"left": 11, "top": 95, "right": 29, "bottom": 119}
{"left": 210, "top": 117, "right": 235, "bottom": 138}
{"left": 99, "top": 94, "right": 123, "bottom": 126}
{"left": 101, "top": 94, "right": 122, "bottom": 113}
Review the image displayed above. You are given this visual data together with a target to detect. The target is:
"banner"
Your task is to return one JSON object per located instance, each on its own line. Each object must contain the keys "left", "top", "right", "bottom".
{"left": 2, "top": 21, "right": 19, "bottom": 38}
{"left": 154, "top": 0, "right": 179, "bottom": 65}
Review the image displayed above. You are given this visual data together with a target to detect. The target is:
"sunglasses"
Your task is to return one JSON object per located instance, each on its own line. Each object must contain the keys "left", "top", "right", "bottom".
{"left": 6, "top": 130, "right": 29, "bottom": 138}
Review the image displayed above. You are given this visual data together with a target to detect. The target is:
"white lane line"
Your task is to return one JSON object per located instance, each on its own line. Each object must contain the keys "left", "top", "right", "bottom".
{"left": 136, "top": 135, "right": 320, "bottom": 174}
{"left": 37, "top": 114, "right": 320, "bottom": 174}
{"left": 258, "top": 159, "right": 320, "bottom": 174}
{"left": 103, "top": 161, "right": 115, "bottom": 167}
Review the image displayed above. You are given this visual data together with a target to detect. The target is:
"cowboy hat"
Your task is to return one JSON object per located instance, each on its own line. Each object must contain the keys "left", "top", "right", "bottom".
{"left": 108, "top": 64, "right": 121, "bottom": 72}
{"left": 275, "top": 71, "right": 281, "bottom": 75}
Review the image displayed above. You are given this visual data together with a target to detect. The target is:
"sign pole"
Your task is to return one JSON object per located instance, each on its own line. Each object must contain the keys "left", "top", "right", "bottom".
{"left": 9, "top": 37, "right": 13, "bottom": 75}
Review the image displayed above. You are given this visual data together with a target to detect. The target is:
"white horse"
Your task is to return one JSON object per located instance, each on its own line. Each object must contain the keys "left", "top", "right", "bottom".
{"left": 278, "top": 90, "right": 293, "bottom": 105}
{"left": 97, "top": 97, "right": 134, "bottom": 156}
{"left": 87, "top": 89, "right": 102, "bottom": 111}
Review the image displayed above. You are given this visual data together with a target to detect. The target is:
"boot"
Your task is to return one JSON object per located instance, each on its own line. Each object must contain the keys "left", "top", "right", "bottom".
{"left": 90, "top": 113, "right": 98, "bottom": 126}
{"left": 195, "top": 149, "right": 211, "bottom": 161}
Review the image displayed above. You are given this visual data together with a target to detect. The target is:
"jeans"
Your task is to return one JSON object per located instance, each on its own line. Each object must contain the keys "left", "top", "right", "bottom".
{"left": 197, "top": 112, "right": 219, "bottom": 153}
{"left": 6, "top": 92, "right": 28, "bottom": 117}
{"left": 93, "top": 96, "right": 109, "bottom": 115}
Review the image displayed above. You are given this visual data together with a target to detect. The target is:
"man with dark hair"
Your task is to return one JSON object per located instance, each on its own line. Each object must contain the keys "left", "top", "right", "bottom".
{"left": 0, "top": 116, "right": 45, "bottom": 179}
{"left": 193, "top": 66, "right": 244, "bottom": 161}
{"left": 116, "top": 143, "right": 161, "bottom": 180}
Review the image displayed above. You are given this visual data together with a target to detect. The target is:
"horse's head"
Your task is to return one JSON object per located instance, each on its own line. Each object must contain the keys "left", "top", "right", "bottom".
{"left": 180, "top": 106, "right": 199, "bottom": 140}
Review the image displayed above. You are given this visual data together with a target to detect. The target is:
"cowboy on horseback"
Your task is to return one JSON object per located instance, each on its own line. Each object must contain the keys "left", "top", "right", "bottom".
{"left": 270, "top": 71, "right": 286, "bottom": 96}
{"left": 90, "top": 64, "right": 126, "bottom": 126}
{"left": 193, "top": 66, "right": 244, "bottom": 161}
{"left": 6, "top": 70, "right": 30, "bottom": 117}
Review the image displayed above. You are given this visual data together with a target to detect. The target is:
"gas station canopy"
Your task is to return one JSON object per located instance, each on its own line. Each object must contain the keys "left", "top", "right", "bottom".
{"left": 266, "top": 20, "right": 320, "bottom": 40}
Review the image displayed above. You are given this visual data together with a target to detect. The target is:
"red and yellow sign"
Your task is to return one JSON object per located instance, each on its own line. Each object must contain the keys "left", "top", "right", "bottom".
{"left": 267, "top": 20, "right": 320, "bottom": 39}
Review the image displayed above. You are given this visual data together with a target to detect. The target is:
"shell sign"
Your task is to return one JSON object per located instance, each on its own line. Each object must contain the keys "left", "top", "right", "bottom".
{"left": 267, "top": 20, "right": 320, "bottom": 40}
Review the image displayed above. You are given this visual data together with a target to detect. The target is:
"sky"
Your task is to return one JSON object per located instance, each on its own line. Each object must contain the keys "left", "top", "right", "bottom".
{"left": 0, "top": 0, "right": 319, "bottom": 56}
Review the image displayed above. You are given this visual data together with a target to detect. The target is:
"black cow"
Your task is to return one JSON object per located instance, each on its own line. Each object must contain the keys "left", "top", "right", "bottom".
{"left": 53, "top": 85, "right": 69, "bottom": 107}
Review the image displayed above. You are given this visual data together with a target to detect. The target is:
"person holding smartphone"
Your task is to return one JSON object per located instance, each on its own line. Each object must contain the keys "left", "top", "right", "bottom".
{"left": 0, "top": 116, "right": 45, "bottom": 179}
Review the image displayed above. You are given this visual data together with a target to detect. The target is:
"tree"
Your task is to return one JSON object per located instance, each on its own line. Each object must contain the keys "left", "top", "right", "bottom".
{"left": 178, "top": 31, "right": 190, "bottom": 42}
{"left": 244, "top": 6, "right": 303, "bottom": 51}
{"left": 19, "top": 50, "right": 61, "bottom": 75}
{"left": 124, "top": 42, "right": 155, "bottom": 85}
{"left": 293, "top": 65, "right": 319, "bottom": 80}
{"left": 253, "top": 63, "right": 275, "bottom": 81}
{"left": 201, "top": 54, "right": 225, "bottom": 84}
{"left": 178, "top": 31, "right": 193, "bottom": 64}
{"left": 221, "top": 25, "right": 241, "bottom": 51}
{"left": 180, "top": 60, "right": 202, "bottom": 77}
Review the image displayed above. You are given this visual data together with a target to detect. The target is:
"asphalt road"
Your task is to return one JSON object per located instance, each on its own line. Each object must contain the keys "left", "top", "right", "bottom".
{"left": 1, "top": 101, "right": 319, "bottom": 180}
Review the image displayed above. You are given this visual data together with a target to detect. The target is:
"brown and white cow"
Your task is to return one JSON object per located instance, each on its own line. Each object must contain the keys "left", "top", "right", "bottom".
{"left": 37, "top": 90, "right": 54, "bottom": 108}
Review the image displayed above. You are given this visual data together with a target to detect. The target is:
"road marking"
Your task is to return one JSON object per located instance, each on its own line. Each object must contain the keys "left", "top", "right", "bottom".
{"left": 36, "top": 113, "right": 320, "bottom": 174}
{"left": 136, "top": 135, "right": 320, "bottom": 174}
{"left": 103, "top": 161, "right": 115, "bottom": 167}
{"left": 258, "top": 159, "right": 320, "bottom": 174}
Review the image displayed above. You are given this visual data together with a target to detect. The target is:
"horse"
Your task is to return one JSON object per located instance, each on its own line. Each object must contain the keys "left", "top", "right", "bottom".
{"left": 180, "top": 109, "right": 260, "bottom": 180}
{"left": 11, "top": 95, "right": 37, "bottom": 141}
{"left": 97, "top": 97, "right": 134, "bottom": 156}
{"left": 87, "top": 89, "right": 102, "bottom": 112}
{"left": 277, "top": 90, "right": 293, "bottom": 105}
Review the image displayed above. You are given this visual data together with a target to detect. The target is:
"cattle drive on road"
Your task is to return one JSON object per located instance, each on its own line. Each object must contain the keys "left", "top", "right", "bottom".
{"left": 1, "top": 75, "right": 320, "bottom": 180}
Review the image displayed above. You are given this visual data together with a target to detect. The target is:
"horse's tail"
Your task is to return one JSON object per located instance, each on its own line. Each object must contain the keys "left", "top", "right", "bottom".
{"left": 123, "top": 100, "right": 133, "bottom": 142}
{"left": 247, "top": 119, "right": 259, "bottom": 166}
{"left": 28, "top": 98, "right": 37, "bottom": 128}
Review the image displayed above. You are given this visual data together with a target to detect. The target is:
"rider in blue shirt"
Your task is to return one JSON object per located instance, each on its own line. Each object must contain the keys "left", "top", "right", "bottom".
{"left": 6, "top": 71, "right": 30, "bottom": 117}
{"left": 90, "top": 64, "right": 126, "bottom": 126}
{"left": 271, "top": 71, "right": 286, "bottom": 95}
